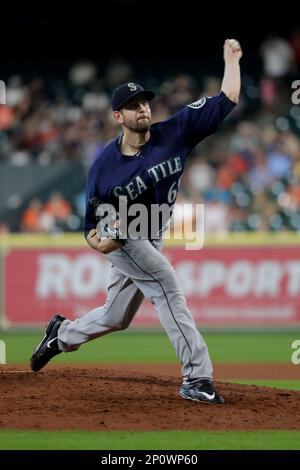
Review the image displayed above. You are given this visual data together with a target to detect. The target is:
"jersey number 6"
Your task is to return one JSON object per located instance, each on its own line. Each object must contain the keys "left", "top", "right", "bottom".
{"left": 167, "top": 181, "right": 180, "bottom": 204}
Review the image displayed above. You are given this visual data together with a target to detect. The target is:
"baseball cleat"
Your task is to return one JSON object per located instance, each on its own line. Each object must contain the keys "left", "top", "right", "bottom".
{"left": 179, "top": 379, "right": 225, "bottom": 404}
{"left": 30, "top": 314, "right": 66, "bottom": 372}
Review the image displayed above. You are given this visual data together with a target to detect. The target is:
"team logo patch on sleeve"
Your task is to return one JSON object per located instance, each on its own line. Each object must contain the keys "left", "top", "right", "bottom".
{"left": 187, "top": 97, "right": 206, "bottom": 109}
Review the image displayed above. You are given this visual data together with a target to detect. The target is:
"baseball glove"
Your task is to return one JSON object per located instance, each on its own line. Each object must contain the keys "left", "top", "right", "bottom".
{"left": 88, "top": 197, "right": 126, "bottom": 243}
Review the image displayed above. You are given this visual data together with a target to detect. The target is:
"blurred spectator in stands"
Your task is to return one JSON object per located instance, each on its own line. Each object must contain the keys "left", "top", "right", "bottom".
{"left": 187, "top": 154, "right": 215, "bottom": 194}
{"left": 161, "top": 74, "right": 197, "bottom": 112}
{"left": 204, "top": 200, "right": 229, "bottom": 233}
{"left": 230, "top": 121, "right": 259, "bottom": 154}
{"left": 0, "top": 222, "right": 10, "bottom": 234}
{"left": 201, "top": 76, "right": 221, "bottom": 97}
{"left": 151, "top": 101, "right": 170, "bottom": 124}
{"left": 259, "top": 78, "right": 279, "bottom": 111}
{"left": 247, "top": 148, "right": 273, "bottom": 192}
{"left": 216, "top": 162, "right": 236, "bottom": 191}
{"left": 266, "top": 139, "right": 292, "bottom": 179}
{"left": 21, "top": 198, "right": 44, "bottom": 232}
{"left": 69, "top": 61, "right": 97, "bottom": 87}
{"left": 229, "top": 206, "right": 250, "bottom": 231}
{"left": 9, "top": 146, "right": 31, "bottom": 166}
{"left": 6, "top": 76, "right": 26, "bottom": 107}
{"left": 0, "top": 105, "right": 15, "bottom": 132}
{"left": 260, "top": 34, "right": 294, "bottom": 78}
{"left": 43, "top": 192, "right": 72, "bottom": 231}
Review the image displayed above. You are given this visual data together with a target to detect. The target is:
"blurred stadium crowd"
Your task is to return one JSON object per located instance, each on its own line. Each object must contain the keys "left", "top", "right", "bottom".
{"left": 1, "top": 33, "right": 300, "bottom": 234}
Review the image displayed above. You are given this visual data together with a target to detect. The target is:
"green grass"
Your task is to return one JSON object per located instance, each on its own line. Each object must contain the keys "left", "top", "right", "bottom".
{"left": 0, "top": 430, "right": 300, "bottom": 450}
{"left": 0, "top": 331, "right": 299, "bottom": 364}
{"left": 230, "top": 380, "right": 300, "bottom": 391}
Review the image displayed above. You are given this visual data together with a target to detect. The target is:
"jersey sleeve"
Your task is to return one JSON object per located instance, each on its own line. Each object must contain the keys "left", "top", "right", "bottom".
{"left": 173, "top": 91, "right": 236, "bottom": 148}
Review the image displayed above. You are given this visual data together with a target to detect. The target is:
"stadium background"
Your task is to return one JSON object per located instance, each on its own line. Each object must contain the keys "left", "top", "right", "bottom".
{"left": 0, "top": 0, "right": 300, "bottom": 450}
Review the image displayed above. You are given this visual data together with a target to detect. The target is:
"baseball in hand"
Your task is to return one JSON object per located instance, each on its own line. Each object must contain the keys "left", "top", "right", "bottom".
{"left": 228, "top": 39, "right": 240, "bottom": 51}
{"left": 224, "top": 38, "right": 242, "bottom": 59}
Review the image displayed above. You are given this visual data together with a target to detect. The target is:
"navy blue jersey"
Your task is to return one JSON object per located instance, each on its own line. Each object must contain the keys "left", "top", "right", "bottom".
{"left": 84, "top": 92, "right": 235, "bottom": 236}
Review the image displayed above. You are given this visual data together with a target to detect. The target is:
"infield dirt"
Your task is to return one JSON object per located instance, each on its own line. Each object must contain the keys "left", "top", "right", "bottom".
{"left": 1, "top": 364, "right": 300, "bottom": 431}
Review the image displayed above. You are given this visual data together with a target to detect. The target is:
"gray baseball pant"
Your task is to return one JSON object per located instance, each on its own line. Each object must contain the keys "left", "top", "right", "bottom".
{"left": 58, "top": 238, "right": 213, "bottom": 383}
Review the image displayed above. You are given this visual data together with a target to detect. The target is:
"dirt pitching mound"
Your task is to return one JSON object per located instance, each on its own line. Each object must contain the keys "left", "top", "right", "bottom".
{"left": 1, "top": 366, "right": 300, "bottom": 431}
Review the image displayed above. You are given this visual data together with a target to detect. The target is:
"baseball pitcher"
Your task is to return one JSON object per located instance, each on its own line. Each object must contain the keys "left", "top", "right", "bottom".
{"left": 30, "top": 39, "right": 242, "bottom": 404}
